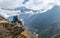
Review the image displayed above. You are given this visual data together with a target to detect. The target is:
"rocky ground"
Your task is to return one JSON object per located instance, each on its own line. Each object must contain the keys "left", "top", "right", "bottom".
{"left": 0, "top": 16, "right": 37, "bottom": 38}
{"left": 0, "top": 16, "right": 26, "bottom": 38}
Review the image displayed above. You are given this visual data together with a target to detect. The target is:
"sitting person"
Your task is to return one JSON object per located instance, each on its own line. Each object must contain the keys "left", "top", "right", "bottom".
{"left": 12, "top": 14, "right": 23, "bottom": 25}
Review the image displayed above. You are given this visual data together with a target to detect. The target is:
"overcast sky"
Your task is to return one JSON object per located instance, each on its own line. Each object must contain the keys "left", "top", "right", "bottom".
{"left": 0, "top": 0, "right": 60, "bottom": 18}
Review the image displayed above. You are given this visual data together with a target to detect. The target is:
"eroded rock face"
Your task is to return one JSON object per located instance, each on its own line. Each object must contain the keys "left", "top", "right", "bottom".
{"left": 0, "top": 16, "right": 37, "bottom": 38}
{"left": 0, "top": 16, "right": 26, "bottom": 38}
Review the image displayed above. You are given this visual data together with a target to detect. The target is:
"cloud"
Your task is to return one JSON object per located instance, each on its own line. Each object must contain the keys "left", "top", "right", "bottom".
{"left": 24, "top": 0, "right": 60, "bottom": 13}
{"left": 0, "top": 9, "right": 20, "bottom": 18}
{"left": 0, "top": 0, "right": 24, "bottom": 18}
{"left": 0, "top": 0, "right": 60, "bottom": 19}
{"left": 0, "top": 0, "right": 24, "bottom": 9}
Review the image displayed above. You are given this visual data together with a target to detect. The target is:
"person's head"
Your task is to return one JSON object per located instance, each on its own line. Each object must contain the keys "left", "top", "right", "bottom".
{"left": 16, "top": 13, "right": 20, "bottom": 16}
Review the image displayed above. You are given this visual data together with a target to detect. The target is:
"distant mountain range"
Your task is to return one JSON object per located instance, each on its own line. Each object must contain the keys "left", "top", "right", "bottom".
{"left": 7, "top": 6, "right": 60, "bottom": 33}
{"left": 24, "top": 6, "right": 60, "bottom": 33}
